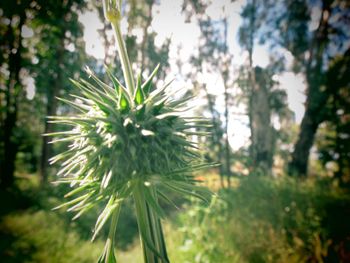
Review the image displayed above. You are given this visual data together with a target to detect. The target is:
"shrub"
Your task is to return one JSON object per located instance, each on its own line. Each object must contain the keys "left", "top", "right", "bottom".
{"left": 0, "top": 210, "right": 102, "bottom": 263}
{"left": 167, "top": 176, "right": 350, "bottom": 263}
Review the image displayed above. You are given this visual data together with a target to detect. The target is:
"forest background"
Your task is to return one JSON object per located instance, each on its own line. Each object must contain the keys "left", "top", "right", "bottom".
{"left": 0, "top": 0, "right": 350, "bottom": 262}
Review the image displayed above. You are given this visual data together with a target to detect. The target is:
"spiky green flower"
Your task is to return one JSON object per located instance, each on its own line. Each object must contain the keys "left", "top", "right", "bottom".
{"left": 46, "top": 65, "right": 215, "bottom": 262}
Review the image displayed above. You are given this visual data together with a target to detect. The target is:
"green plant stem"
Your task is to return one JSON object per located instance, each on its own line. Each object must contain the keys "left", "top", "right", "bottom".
{"left": 111, "top": 20, "right": 135, "bottom": 96}
{"left": 148, "top": 187, "right": 169, "bottom": 261}
{"left": 133, "top": 182, "right": 169, "bottom": 263}
{"left": 103, "top": 2, "right": 169, "bottom": 262}
{"left": 98, "top": 201, "right": 121, "bottom": 263}
{"left": 108, "top": 205, "right": 120, "bottom": 254}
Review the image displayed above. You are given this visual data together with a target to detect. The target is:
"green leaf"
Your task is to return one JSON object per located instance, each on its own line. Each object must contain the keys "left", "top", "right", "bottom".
{"left": 141, "top": 64, "right": 160, "bottom": 95}
{"left": 43, "top": 130, "right": 80, "bottom": 137}
{"left": 52, "top": 193, "right": 91, "bottom": 211}
{"left": 119, "top": 92, "right": 129, "bottom": 112}
{"left": 49, "top": 150, "right": 74, "bottom": 164}
{"left": 134, "top": 73, "right": 144, "bottom": 105}
{"left": 157, "top": 189, "right": 180, "bottom": 210}
{"left": 135, "top": 104, "right": 146, "bottom": 120}
{"left": 145, "top": 78, "right": 174, "bottom": 105}
{"left": 143, "top": 185, "right": 166, "bottom": 219}
{"left": 85, "top": 66, "right": 118, "bottom": 99}
{"left": 56, "top": 97, "right": 91, "bottom": 113}
{"left": 67, "top": 194, "right": 94, "bottom": 212}
{"left": 162, "top": 180, "right": 213, "bottom": 204}
{"left": 79, "top": 78, "right": 118, "bottom": 105}
{"left": 69, "top": 79, "right": 117, "bottom": 115}
{"left": 92, "top": 195, "right": 119, "bottom": 241}
{"left": 48, "top": 134, "right": 86, "bottom": 144}
{"left": 105, "top": 66, "right": 132, "bottom": 100}
{"left": 72, "top": 203, "right": 95, "bottom": 220}
{"left": 64, "top": 184, "right": 90, "bottom": 198}
{"left": 105, "top": 66, "right": 121, "bottom": 94}
{"left": 97, "top": 239, "right": 117, "bottom": 263}
{"left": 167, "top": 95, "right": 194, "bottom": 109}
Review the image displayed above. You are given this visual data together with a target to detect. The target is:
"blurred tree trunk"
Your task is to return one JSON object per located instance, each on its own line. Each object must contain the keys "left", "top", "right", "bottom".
{"left": 203, "top": 88, "right": 225, "bottom": 187}
{"left": 222, "top": 17, "right": 232, "bottom": 186}
{"left": 250, "top": 68, "right": 274, "bottom": 174}
{"left": 246, "top": 0, "right": 256, "bottom": 171}
{"left": 181, "top": 1, "right": 233, "bottom": 186}
{"left": 40, "top": 40, "right": 63, "bottom": 184}
{"left": 126, "top": 0, "right": 170, "bottom": 76}
{"left": 96, "top": 0, "right": 112, "bottom": 81}
{"left": 242, "top": 0, "right": 274, "bottom": 175}
{"left": 0, "top": 13, "right": 25, "bottom": 189}
{"left": 289, "top": 85, "right": 329, "bottom": 176}
{"left": 289, "top": 107, "right": 319, "bottom": 176}
{"left": 140, "top": 0, "right": 154, "bottom": 72}
{"left": 224, "top": 82, "right": 232, "bottom": 185}
{"left": 289, "top": 2, "right": 330, "bottom": 176}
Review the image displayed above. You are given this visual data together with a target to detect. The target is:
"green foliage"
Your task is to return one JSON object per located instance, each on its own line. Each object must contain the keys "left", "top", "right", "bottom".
{"left": 0, "top": 210, "right": 102, "bottom": 263}
{"left": 2, "top": 174, "right": 350, "bottom": 263}
{"left": 315, "top": 50, "right": 350, "bottom": 181}
{"left": 168, "top": 176, "right": 350, "bottom": 263}
{"left": 125, "top": 0, "right": 171, "bottom": 77}
{"left": 0, "top": 184, "right": 143, "bottom": 263}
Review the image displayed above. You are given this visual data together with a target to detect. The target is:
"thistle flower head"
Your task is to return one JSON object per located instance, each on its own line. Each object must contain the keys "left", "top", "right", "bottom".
{"left": 46, "top": 65, "right": 215, "bottom": 248}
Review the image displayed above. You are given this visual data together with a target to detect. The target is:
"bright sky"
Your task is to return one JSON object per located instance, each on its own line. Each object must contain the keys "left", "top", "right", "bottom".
{"left": 79, "top": 0, "right": 306, "bottom": 150}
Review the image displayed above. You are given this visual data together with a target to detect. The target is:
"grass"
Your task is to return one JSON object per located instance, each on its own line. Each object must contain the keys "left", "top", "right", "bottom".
{"left": 1, "top": 173, "right": 350, "bottom": 262}
{"left": 0, "top": 209, "right": 144, "bottom": 263}
{"left": 0, "top": 176, "right": 142, "bottom": 263}
{"left": 164, "top": 175, "right": 350, "bottom": 263}
{"left": 0, "top": 210, "right": 102, "bottom": 263}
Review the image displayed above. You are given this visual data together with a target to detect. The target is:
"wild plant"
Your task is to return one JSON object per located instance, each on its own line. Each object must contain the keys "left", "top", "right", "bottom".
{"left": 45, "top": 1, "right": 215, "bottom": 262}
